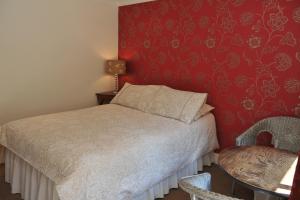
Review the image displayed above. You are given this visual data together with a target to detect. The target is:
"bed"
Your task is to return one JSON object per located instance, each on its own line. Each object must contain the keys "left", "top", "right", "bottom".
{"left": 0, "top": 84, "right": 219, "bottom": 200}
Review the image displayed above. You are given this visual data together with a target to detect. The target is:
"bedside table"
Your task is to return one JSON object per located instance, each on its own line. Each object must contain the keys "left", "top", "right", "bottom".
{"left": 96, "top": 91, "right": 116, "bottom": 105}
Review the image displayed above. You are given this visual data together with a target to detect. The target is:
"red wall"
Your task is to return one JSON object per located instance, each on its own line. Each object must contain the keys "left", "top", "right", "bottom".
{"left": 118, "top": 0, "right": 300, "bottom": 148}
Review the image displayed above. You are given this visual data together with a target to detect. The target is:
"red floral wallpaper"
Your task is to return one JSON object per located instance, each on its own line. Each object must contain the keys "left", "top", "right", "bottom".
{"left": 118, "top": 0, "right": 300, "bottom": 148}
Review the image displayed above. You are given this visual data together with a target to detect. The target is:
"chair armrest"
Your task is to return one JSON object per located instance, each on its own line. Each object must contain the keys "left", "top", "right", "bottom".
{"left": 180, "top": 173, "right": 211, "bottom": 190}
{"left": 179, "top": 173, "right": 242, "bottom": 200}
{"left": 236, "top": 128, "right": 257, "bottom": 146}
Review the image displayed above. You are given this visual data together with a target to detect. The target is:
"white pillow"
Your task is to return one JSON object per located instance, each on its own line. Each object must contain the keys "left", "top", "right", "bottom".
{"left": 146, "top": 86, "right": 208, "bottom": 123}
{"left": 193, "top": 104, "right": 215, "bottom": 121}
{"left": 110, "top": 83, "right": 161, "bottom": 112}
{"left": 112, "top": 83, "right": 208, "bottom": 123}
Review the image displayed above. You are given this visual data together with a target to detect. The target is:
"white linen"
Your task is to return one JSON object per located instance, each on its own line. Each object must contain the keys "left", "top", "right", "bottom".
{"left": 111, "top": 83, "right": 208, "bottom": 124}
{"left": 193, "top": 104, "right": 215, "bottom": 121}
{"left": 111, "top": 82, "right": 162, "bottom": 112}
{"left": 4, "top": 148, "right": 215, "bottom": 200}
{"left": 0, "top": 104, "right": 219, "bottom": 200}
{"left": 146, "top": 86, "right": 208, "bottom": 123}
{"left": 5, "top": 149, "right": 60, "bottom": 200}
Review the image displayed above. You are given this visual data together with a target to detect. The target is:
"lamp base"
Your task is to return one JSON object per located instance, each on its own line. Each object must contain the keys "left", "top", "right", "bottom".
{"left": 114, "top": 74, "right": 119, "bottom": 93}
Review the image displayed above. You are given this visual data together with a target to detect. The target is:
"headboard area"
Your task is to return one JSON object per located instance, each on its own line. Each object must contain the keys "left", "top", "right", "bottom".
{"left": 118, "top": 0, "right": 300, "bottom": 148}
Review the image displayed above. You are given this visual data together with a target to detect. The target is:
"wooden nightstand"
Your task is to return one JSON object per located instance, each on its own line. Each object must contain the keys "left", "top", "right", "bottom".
{"left": 96, "top": 91, "right": 116, "bottom": 105}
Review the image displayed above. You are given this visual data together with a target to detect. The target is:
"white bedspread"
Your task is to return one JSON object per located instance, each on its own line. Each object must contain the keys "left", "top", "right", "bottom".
{"left": 0, "top": 104, "right": 219, "bottom": 200}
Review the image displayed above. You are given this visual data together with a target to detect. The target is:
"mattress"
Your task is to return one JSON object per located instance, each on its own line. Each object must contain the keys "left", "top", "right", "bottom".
{"left": 0, "top": 104, "right": 219, "bottom": 200}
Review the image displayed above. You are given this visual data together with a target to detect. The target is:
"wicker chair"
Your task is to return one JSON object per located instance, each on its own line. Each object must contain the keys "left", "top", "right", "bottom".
{"left": 179, "top": 173, "right": 242, "bottom": 200}
{"left": 234, "top": 116, "right": 300, "bottom": 199}
{"left": 236, "top": 116, "right": 300, "bottom": 153}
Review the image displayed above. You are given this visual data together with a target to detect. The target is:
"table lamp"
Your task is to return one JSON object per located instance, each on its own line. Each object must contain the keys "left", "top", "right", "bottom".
{"left": 106, "top": 60, "right": 126, "bottom": 93}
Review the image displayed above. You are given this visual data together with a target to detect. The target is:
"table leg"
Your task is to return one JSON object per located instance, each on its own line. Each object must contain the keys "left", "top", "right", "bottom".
{"left": 254, "top": 191, "right": 286, "bottom": 200}
{"left": 190, "top": 194, "right": 198, "bottom": 200}
{"left": 231, "top": 180, "right": 236, "bottom": 195}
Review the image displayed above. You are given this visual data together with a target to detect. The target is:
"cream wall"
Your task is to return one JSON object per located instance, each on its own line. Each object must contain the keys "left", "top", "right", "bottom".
{"left": 0, "top": 0, "right": 118, "bottom": 125}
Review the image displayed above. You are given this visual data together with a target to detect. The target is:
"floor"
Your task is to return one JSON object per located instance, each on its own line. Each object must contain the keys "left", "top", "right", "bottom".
{"left": 0, "top": 164, "right": 253, "bottom": 200}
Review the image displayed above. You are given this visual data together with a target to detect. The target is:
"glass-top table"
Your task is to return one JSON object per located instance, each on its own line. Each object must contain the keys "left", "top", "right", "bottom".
{"left": 219, "top": 146, "right": 298, "bottom": 199}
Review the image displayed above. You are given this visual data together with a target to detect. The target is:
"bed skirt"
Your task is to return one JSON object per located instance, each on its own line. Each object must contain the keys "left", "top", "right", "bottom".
{"left": 4, "top": 149, "right": 215, "bottom": 200}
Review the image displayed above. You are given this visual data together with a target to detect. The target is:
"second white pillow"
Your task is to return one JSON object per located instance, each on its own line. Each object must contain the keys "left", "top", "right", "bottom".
{"left": 146, "top": 86, "right": 208, "bottom": 123}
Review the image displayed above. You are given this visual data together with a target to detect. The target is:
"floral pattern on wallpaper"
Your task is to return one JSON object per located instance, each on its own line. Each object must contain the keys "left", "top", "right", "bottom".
{"left": 119, "top": 0, "right": 300, "bottom": 148}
